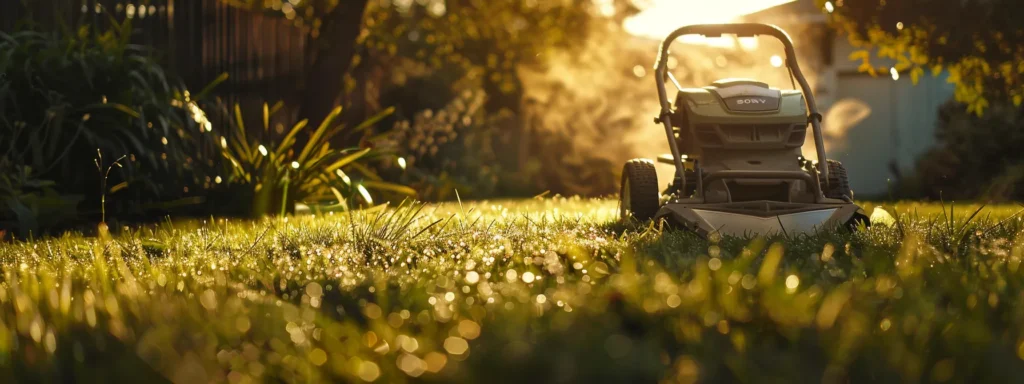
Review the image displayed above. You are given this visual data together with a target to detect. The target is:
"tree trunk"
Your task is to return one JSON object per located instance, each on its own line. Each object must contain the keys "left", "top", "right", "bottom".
{"left": 296, "top": 0, "right": 369, "bottom": 128}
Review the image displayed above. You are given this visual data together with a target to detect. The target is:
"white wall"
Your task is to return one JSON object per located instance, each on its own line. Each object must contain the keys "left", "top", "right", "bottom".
{"left": 820, "top": 38, "right": 954, "bottom": 197}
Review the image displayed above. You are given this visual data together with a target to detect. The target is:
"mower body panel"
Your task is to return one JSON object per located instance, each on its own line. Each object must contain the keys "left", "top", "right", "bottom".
{"left": 655, "top": 200, "right": 867, "bottom": 239}
{"left": 675, "top": 80, "right": 807, "bottom": 120}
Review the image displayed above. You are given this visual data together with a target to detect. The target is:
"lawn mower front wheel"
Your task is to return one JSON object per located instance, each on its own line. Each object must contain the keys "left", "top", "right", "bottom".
{"left": 821, "top": 159, "right": 853, "bottom": 201}
{"left": 619, "top": 159, "right": 661, "bottom": 222}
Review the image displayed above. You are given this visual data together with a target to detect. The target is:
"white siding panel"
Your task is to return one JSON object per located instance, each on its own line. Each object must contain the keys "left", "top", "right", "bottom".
{"left": 830, "top": 72, "right": 954, "bottom": 197}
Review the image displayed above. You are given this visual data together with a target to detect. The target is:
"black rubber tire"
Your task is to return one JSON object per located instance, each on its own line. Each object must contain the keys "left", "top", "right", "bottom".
{"left": 620, "top": 159, "right": 660, "bottom": 222}
{"left": 820, "top": 159, "right": 853, "bottom": 200}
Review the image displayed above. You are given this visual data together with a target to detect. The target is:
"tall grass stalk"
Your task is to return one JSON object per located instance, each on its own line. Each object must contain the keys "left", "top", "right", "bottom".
{"left": 93, "top": 149, "right": 126, "bottom": 225}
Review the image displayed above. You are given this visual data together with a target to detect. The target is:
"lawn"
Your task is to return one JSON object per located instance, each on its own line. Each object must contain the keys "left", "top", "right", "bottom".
{"left": 1, "top": 198, "right": 1024, "bottom": 383}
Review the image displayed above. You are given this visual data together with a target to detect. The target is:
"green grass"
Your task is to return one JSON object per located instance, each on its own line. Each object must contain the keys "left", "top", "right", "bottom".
{"left": 2, "top": 198, "right": 1024, "bottom": 383}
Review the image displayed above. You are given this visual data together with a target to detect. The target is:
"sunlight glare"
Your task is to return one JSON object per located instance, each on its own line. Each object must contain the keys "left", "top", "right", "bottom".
{"left": 336, "top": 169, "right": 352, "bottom": 185}
{"left": 624, "top": 0, "right": 796, "bottom": 47}
{"left": 357, "top": 184, "right": 373, "bottom": 205}
{"left": 633, "top": 65, "right": 647, "bottom": 78}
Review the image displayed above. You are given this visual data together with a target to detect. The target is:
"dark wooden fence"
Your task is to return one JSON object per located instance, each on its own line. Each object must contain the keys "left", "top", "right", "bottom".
{"left": 1, "top": 0, "right": 307, "bottom": 113}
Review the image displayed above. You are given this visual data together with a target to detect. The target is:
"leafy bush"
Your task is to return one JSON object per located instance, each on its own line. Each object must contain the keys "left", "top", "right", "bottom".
{"left": 0, "top": 163, "right": 82, "bottom": 237}
{"left": 895, "top": 100, "right": 1024, "bottom": 201}
{"left": 0, "top": 19, "right": 223, "bottom": 232}
{"left": 211, "top": 101, "right": 414, "bottom": 217}
{"left": 379, "top": 88, "right": 507, "bottom": 201}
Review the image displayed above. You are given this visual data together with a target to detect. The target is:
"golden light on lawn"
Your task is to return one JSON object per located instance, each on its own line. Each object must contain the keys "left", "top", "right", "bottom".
{"left": 624, "top": 0, "right": 796, "bottom": 48}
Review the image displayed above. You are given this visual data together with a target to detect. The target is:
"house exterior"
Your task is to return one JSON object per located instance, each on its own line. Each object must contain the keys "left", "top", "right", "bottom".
{"left": 743, "top": 0, "right": 955, "bottom": 198}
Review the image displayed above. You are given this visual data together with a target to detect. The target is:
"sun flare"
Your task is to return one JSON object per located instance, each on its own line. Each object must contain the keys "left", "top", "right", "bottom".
{"left": 624, "top": 0, "right": 796, "bottom": 47}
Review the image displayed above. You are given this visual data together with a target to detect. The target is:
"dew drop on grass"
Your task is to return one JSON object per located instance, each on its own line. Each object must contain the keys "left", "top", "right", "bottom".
{"left": 666, "top": 294, "right": 681, "bottom": 308}
{"left": 357, "top": 360, "right": 380, "bottom": 381}
{"left": 522, "top": 272, "right": 535, "bottom": 283}
{"left": 458, "top": 320, "right": 481, "bottom": 339}
{"left": 424, "top": 352, "right": 448, "bottom": 373}
{"left": 741, "top": 275, "right": 756, "bottom": 290}
{"left": 785, "top": 275, "right": 800, "bottom": 292}
{"left": 236, "top": 316, "right": 251, "bottom": 333}
{"left": 200, "top": 290, "right": 218, "bottom": 310}
{"left": 308, "top": 348, "right": 327, "bottom": 366}
{"left": 444, "top": 336, "right": 469, "bottom": 355}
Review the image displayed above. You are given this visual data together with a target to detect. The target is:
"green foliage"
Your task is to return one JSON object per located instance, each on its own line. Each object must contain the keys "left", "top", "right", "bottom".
{"left": 0, "top": 19, "right": 223, "bottom": 222}
{"left": 379, "top": 87, "right": 504, "bottom": 200}
{"left": 213, "top": 101, "right": 413, "bottom": 216}
{"left": 237, "top": 0, "right": 637, "bottom": 77}
{"left": 895, "top": 100, "right": 1024, "bottom": 201}
{"left": 2, "top": 199, "right": 1024, "bottom": 382}
{"left": 360, "top": 0, "right": 638, "bottom": 104}
{"left": 821, "top": 0, "right": 1024, "bottom": 115}
{"left": 0, "top": 164, "right": 83, "bottom": 237}
{"left": 223, "top": 0, "right": 646, "bottom": 200}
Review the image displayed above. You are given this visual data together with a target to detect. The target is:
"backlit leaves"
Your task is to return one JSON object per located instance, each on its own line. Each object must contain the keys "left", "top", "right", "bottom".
{"left": 820, "top": 0, "right": 1024, "bottom": 116}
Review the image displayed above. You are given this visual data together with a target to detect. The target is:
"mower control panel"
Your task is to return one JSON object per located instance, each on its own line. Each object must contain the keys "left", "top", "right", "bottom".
{"left": 707, "top": 79, "right": 782, "bottom": 113}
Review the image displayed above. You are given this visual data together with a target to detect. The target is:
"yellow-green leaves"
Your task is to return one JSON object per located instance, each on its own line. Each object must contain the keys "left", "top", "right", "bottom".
{"left": 857, "top": 61, "right": 878, "bottom": 77}
{"left": 829, "top": 7, "right": 1023, "bottom": 117}
{"left": 910, "top": 67, "right": 925, "bottom": 85}
{"left": 848, "top": 49, "right": 870, "bottom": 62}
{"left": 758, "top": 243, "right": 785, "bottom": 287}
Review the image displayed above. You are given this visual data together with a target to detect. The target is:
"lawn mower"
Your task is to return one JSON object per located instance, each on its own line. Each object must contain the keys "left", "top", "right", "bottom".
{"left": 619, "top": 23, "right": 870, "bottom": 238}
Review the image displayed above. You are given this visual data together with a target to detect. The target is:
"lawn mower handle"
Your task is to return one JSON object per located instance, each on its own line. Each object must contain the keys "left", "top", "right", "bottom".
{"left": 653, "top": 23, "right": 830, "bottom": 190}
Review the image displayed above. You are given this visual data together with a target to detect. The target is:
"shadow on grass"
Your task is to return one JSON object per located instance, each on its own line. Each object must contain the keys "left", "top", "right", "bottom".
{"left": 2, "top": 328, "right": 170, "bottom": 384}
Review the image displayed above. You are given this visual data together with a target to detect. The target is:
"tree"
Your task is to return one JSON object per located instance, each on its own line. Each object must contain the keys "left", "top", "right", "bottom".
{"left": 820, "top": 0, "right": 1024, "bottom": 115}
{"left": 227, "top": 0, "right": 637, "bottom": 122}
{"left": 225, "top": 0, "right": 642, "bottom": 198}
{"left": 224, "top": 0, "right": 370, "bottom": 127}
